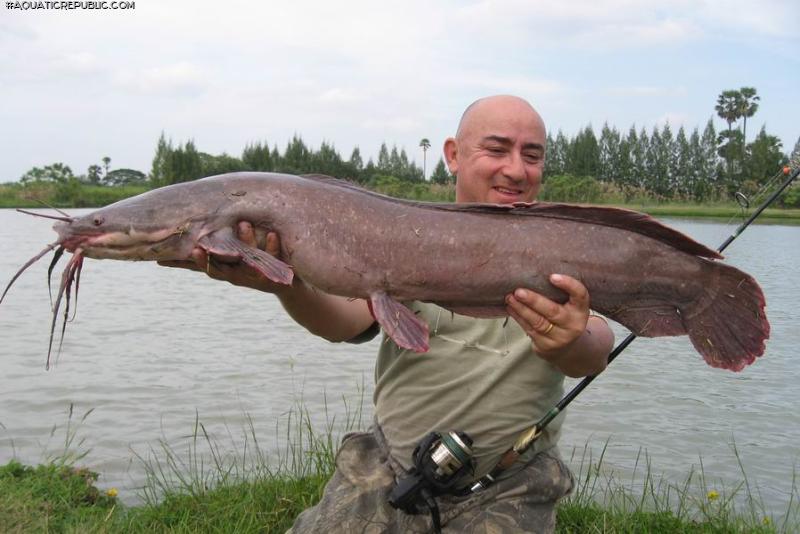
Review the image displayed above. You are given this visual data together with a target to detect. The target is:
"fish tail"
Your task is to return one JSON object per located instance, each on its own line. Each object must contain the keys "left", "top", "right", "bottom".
{"left": 683, "top": 262, "right": 769, "bottom": 371}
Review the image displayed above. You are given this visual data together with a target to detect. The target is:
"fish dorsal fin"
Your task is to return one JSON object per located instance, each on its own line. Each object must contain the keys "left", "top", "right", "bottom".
{"left": 299, "top": 174, "right": 721, "bottom": 259}
{"left": 440, "top": 202, "right": 721, "bottom": 259}
{"left": 435, "top": 202, "right": 722, "bottom": 259}
{"left": 301, "top": 174, "right": 368, "bottom": 191}
{"left": 532, "top": 203, "right": 722, "bottom": 258}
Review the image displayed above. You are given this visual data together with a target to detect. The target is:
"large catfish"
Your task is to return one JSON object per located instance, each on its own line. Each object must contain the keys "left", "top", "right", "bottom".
{"left": 2, "top": 172, "right": 769, "bottom": 371}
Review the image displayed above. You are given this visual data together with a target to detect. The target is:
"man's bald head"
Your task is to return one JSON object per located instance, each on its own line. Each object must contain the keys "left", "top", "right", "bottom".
{"left": 455, "top": 95, "right": 545, "bottom": 141}
{"left": 443, "top": 94, "right": 547, "bottom": 204}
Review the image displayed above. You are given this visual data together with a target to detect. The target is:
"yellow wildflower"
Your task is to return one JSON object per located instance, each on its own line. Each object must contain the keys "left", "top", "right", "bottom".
{"left": 706, "top": 489, "right": 719, "bottom": 501}
{"left": 106, "top": 487, "right": 119, "bottom": 498}
{"left": 762, "top": 517, "right": 771, "bottom": 525}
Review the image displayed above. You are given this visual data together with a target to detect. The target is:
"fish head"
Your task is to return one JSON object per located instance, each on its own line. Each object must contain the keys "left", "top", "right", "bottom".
{"left": 54, "top": 187, "right": 205, "bottom": 261}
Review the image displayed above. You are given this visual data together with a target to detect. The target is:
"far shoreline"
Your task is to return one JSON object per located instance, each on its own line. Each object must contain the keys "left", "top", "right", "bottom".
{"left": 2, "top": 179, "right": 799, "bottom": 223}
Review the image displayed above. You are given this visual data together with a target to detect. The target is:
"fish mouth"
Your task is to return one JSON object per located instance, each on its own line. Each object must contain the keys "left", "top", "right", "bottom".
{"left": 55, "top": 224, "right": 190, "bottom": 260}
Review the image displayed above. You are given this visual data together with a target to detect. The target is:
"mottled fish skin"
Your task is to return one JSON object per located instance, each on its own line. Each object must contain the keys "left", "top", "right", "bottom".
{"left": 26, "top": 172, "right": 769, "bottom": 370}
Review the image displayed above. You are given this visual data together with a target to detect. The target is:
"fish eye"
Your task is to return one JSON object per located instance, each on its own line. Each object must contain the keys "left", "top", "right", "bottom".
{"left": 93, "top": 216, "right": 104, "bottom": 226}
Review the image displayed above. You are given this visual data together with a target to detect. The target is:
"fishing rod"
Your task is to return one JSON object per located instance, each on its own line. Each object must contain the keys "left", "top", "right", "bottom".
{"left": 470, "top": 163, "right": 800, "bottom": 492}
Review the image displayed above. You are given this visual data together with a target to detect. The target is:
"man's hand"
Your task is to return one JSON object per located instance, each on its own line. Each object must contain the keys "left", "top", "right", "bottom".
{"left": 505, "top": 274, "right": 613, "bottom": 377}
{"left": 158, "top": 221, "right": 292, "bottom": 294}
{"left": 158, "top": 221, "right": 373, "bottom": 342}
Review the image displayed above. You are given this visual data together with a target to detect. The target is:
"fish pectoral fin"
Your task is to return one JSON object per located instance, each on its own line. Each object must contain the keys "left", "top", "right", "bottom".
{"left": 369, "top": 292, "right": 429, "bottom": 353}
{"left": 198, "top": 232, "right": 294, "bottom": 286}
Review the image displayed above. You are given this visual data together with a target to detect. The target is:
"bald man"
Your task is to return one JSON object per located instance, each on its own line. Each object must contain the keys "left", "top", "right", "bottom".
{"left": 163, "top": 95, "right": 614, "bottom": 533}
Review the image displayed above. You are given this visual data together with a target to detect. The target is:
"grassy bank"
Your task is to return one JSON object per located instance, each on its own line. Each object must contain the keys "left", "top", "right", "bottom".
{"left": 4, "top": 459, "right": 785, "bottom": 533}
{"left": 0, "top": 182, "right": 149, "bottom": 209}
{"left": 2, "top": 411, "right": 796, "bottom": 533}
{"left": 618, "top": 203, "right": 800, "bottom": 223}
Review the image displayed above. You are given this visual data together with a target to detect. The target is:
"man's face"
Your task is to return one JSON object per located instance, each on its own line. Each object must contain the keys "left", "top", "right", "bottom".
{"left": 446, "top": 97, "right": 546, "bottom": 205}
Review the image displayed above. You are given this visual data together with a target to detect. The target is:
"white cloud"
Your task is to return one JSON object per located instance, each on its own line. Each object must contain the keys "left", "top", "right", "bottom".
{"left": 57, "top": 52, "right": 101, "bottom": 75}
{"left": 608, "top": 86, "right": 688, "bottom": 97}
{"left": 112, "top": 63, "right": 207, "bottom": 96}
{"left": 0, "top": 20, "right": 37, "bottom": 41}
{"left": 458, "top": 75, "right": 565, "bottom": 97}
{"left": 698, "top": 0, "right": 799, "bottom": 37}
{"left": 0, "top": 0, "right": 797, "bottom": 181}
{"left": 449, "top": 0, "right": 795, "bottom": 51}
{"left": 318, "top": 88, "right": 367, "bottom": 104}
{"left": 362, "top": 117, "right": 420, "bottom": 133}
{"left": 592, "top": 18, "right": 700, "bottom": 45}
{"left": 655, "top": 112, "right": 691, "bottom": 129}
{"left": 452, "top": 0, "right": 703, "bottom": 48}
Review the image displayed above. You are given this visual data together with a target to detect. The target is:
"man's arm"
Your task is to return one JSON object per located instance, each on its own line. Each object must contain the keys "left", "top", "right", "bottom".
{"left": 159, "top": 222, "right": 375, "bottom": 342}
{"left": 505, "top": 274, "right": 614, "bottom": 378}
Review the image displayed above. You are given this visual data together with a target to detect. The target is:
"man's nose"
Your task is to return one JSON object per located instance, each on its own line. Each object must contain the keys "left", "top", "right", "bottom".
{"left": 502, "top": 152, "right": 526, "bottom": 182}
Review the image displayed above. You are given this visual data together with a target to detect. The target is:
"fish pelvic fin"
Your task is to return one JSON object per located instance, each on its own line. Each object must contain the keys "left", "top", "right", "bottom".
{"left": 198, "top": 229, "right": 294, "bottom": 285}
{"left": 369, "top": 292, "right": 429, "bottom": 353}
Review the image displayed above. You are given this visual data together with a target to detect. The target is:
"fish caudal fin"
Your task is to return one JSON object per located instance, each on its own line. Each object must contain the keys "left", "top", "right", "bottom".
{"left": 601, "top": 260, "right": 769, "bottom": 371}
{"left": 369, "top": 292, "right": 429, "bottom": 352}
{"left": 198, "top": 230, "right": 294, "bottom": 285}
{"left": 682, "top": 262, "right": 769, "bottom": 371}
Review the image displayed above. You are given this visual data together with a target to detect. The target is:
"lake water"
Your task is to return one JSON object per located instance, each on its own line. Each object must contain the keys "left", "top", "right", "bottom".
{"left": 0, "top": 208, "right": 798, "bottom": 517}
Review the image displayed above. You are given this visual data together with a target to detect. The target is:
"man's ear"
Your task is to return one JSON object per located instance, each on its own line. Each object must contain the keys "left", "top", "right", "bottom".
{"left": 443, "top": 137, "right": 458, "bottom": 175}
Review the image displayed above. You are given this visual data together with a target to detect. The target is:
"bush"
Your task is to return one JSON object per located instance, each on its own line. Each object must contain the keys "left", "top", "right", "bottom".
{"left": 781, "top": 184, "right": 800, "bottom": 208}
{"left": 540, "top": 174, "right": 603, "bottom": 203}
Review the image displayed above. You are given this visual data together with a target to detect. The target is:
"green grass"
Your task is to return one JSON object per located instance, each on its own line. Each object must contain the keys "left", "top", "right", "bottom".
{"left": 556, "top": 441, "right": 794, "bottom": 533}
{"left": 620, "top": 203, "right": 800, "bottom": 222}
{"left": 0, "top": 461, "right": 119, "bottom": 533}
{"left": 1, "top": 402, "right": 797, "bottom": 533}
{"left": 0, "top": 182, "right": 149, "bottom": 208}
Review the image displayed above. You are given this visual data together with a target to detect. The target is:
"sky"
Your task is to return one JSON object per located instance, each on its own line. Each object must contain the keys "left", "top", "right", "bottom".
{"left": 1, "top": 0, "right": 798, "bottom": 181}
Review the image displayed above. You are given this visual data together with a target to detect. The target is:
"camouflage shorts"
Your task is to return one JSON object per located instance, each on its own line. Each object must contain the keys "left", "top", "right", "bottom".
{"left": 288, "top": 424, "right": 574, "bottom": 534}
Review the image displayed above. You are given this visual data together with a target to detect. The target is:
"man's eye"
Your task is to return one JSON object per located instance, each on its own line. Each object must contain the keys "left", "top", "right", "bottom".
{"left": 487, "top": 147, "right": 504, "bottom": 154}
{"left": 524, "top": 153, "right": 541, "bottom": 163}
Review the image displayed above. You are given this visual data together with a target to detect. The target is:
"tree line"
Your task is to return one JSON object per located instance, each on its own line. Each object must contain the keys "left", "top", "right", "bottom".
{"left": 149, "top": 134, "right": 437, "bottom": 188}
{"left": 19, "top": 158, "right": 146, "bottom": 187}
{"left": 15, "top": 87, "right": 797, "bottom": 206}
{"left": 545, "top": 88, "right": 789, "bottom": 202}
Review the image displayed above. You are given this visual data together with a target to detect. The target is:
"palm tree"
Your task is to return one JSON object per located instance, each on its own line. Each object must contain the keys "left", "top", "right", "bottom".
{"left": 419, "top": 138, "right": 431, "bottom": 179}
{"left": 715, "top": 90, "right": 742, "bottom": 178}
{"left": 737, "top": 87, "right": 760, "bottom": 145}
{"left": 715, "top": 90, "right": 741, "bottom": 132}
{"left": 102, "top": 156, "right": 111, "bottom": 176}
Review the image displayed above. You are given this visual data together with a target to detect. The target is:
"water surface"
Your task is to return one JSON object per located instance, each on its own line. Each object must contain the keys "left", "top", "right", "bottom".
{"left": 0, "top": 209, "right": 797, "bottom": 515}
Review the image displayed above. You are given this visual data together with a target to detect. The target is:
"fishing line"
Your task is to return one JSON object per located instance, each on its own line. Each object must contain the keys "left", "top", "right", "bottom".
{"left": 469, "top": 164, "right": 800, "bottom": 493}
{"left": 708, "top": 170, "right": 786, "bottom": 242}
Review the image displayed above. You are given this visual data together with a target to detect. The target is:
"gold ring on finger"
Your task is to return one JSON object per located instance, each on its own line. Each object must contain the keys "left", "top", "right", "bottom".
{"left": 543, "top": 322, "right": 554, "bottom": 335}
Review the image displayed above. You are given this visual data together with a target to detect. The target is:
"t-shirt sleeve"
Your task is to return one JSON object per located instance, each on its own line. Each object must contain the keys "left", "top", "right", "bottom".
{"left": 346, "top": 321, "right": 381, "bottom": 344}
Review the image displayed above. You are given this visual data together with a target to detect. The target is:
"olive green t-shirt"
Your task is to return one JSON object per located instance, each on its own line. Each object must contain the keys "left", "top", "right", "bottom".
{"left": 373, "top": 301, "right": 566, "bottom": 481}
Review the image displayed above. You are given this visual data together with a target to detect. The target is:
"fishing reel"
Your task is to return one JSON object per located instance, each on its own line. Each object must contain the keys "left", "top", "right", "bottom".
{"left": 388, "top": 430, "right": 475, "bottom": 531}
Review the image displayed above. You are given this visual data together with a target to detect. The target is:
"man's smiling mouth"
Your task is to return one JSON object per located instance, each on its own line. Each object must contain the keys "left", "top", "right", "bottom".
{"left": 493, "top": 186, "right": 523, "bottom": 195}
